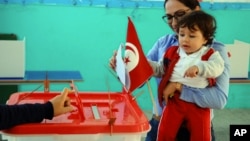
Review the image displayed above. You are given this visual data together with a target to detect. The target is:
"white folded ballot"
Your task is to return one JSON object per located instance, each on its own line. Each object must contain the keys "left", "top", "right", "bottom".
{"left": 0, "top": 38, "right": 25, "bottom": 78}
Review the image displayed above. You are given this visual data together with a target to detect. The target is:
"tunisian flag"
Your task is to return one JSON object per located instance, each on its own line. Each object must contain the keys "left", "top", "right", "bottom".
{"left": 124, "top": 17, "right": 153, "bottom": 93}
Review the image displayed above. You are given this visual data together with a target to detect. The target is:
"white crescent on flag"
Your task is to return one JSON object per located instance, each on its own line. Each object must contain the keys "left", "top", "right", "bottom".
{"left": 124, "top": 42, "right": 139, "bottom": 72}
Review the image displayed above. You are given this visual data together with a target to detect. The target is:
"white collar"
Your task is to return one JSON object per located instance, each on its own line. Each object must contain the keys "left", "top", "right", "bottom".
{"left": 178, "top": 46, "right": 208, "bottom": 58}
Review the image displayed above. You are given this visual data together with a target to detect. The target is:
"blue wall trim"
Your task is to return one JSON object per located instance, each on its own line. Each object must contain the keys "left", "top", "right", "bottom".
{"left": 1, "top": 0, "right": 250, "bottom": 9}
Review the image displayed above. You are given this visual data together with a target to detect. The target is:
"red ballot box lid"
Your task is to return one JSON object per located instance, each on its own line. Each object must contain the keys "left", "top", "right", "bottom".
{"left": 3, "top": 91, "right": 150, "bottom": 135}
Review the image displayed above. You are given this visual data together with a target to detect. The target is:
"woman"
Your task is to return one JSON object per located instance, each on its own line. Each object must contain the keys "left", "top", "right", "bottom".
{"left": 146, "top": 0, "right": 230, "bottom": 141}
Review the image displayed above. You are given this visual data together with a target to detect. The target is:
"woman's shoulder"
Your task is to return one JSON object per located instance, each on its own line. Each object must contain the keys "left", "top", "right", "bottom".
{"left": 155, "top": 34, "right": 178, "bottom": 47}
{"left": 211, "top": 40, "right": 225, "bottom": 48}
{"left": 157, "top": 34, "right": 177, "bottom": 42}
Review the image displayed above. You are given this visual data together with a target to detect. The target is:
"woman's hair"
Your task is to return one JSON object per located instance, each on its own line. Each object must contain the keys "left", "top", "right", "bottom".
{"left": 164, "top": 0, "right": 200, "bottom": 10}
{"left": 176, "top": 10, "right": 216, "bottom": 45}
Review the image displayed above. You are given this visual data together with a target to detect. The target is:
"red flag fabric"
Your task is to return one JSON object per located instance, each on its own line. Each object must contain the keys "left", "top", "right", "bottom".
{"left": 124, "top": 17, "right": 153, "bottom": 93}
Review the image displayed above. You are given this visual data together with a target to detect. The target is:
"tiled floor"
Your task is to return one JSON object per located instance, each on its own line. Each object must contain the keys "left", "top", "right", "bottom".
{"left": 213, "top": 109, "right": 250, "bottom": 141}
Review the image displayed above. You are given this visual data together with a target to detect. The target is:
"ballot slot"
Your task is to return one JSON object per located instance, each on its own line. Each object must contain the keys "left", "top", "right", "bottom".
{"left": 91, "top": 105, "right": 101, "bottom": 120}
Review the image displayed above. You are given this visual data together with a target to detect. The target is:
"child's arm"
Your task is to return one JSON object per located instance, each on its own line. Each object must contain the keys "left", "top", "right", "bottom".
{"left": 196, "top": 51, "right": 224, "bottom": 78}
{"left": 180, "top": 43, "right": 230, "bottom": 109}
{"left": 148, "top": 59, "right": 165, "bottom": 78}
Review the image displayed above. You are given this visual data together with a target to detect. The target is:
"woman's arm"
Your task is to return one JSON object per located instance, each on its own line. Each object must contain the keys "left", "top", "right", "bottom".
{"left": 0, "top": 88, "right": 74, "bottom": 130}
{"left": 179, "top": 42, "right": 230, "bottom": 109}
{"left": 0, "top": 102, "right": 53, "bottom": 130}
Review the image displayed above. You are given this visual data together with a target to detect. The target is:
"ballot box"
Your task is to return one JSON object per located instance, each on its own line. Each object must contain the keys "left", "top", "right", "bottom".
{"left": 2, "top": 91, "right": 150, "bottom": 141}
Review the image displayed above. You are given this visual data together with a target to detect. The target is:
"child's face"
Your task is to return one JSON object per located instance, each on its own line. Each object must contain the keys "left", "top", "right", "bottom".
{"left": 178, "top": 25, "right": 207, "bottom": 54}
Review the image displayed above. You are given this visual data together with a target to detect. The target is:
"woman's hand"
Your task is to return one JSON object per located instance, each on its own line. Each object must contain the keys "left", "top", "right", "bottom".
{"left": 49, "top": 88, "right": 74, "bottom": 117}
{"left": 109, "top": 50, "right": 117, "bottom": 70}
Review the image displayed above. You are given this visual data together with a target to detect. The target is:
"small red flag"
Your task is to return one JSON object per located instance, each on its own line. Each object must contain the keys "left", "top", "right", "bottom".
{"left": 124, "top": 17, "right": 153, "bottom": 93}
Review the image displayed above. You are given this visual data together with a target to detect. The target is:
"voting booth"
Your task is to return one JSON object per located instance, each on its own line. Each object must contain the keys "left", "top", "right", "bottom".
{"left": 0, "top": 39, "right": 25, "bottom": 78}
{"left": 226, "top": 40, "right": 250, "bottom": 78}
{"left": 2, "top": 91, "right": 150, "bottom": 141}
{"left": 0, "top": 35, "right": 24, "bottom": 104}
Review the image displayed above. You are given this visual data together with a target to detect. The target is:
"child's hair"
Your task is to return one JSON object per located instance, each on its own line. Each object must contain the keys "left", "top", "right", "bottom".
{"left": 176, "top": 10, "right": 216, "bottom": 46}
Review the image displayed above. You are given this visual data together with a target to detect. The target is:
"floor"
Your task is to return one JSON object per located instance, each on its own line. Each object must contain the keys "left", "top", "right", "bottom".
{"left": 1, "top": 109, "right": 250, "bottom": 141}
{"left": 141, "top": 108, "right": 250, "bottom": 141}
{"left": 212, "top": 109, "right": 250, "bottom": 141}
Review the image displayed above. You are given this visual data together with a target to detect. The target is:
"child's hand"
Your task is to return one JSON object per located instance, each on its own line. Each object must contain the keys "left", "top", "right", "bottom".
{"left": 163, "top": 82, "right": 177, "bottom": 103}
{"left": 184, "top": 65, "right": 199, "bottom": 78}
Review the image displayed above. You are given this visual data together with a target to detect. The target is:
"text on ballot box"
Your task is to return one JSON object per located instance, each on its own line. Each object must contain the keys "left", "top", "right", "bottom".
{"left": 230, "top": 125, "right": 250, "bottom": 141}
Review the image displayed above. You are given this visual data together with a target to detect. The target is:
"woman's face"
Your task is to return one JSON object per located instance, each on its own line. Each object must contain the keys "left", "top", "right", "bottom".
{"left": 164, "top": 0, "right": 199, "bottom": 33}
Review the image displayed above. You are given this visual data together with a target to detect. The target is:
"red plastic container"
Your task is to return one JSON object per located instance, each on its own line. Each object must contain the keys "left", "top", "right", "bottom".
{"left": 2, "top": 91, "right": 150, "bottom": 141}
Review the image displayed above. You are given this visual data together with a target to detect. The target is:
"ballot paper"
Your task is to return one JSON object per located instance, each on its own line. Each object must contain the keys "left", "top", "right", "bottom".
{"left": 115, "top": 43, "right": 126, "bottom": 86}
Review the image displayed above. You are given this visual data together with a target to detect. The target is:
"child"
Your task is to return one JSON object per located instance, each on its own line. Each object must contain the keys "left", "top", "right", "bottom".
{"left": 149, "top": 11, "right": 224, "bottom": 141}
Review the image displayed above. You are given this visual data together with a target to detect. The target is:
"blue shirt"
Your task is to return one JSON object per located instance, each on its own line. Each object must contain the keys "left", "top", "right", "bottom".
{"left": 147, "top": 34, "right": 230, "bottom": 115}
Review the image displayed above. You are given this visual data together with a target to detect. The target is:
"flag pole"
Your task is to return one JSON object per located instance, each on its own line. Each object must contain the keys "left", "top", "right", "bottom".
{"left": 132, "top": 90, "right": 144, "bottom": 101}
{"left": 146, "top": 80, "right": 158, "bottom": 117}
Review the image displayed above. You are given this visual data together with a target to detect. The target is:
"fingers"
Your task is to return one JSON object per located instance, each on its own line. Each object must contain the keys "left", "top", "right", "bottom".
{"left": 64, "top": 97, "right": 71, "bottom": 107}
{"left": 184, "top": 71, "right": 197, "bottom": 78}
{"left": 113, "top": 50, "right": 117, "bottom": 56}
{"left": 60, "top": 87, "right": 73, "bottom": 100}
{"left": 109, "top": 58, "right": 116, "bottom": 69}
{"left": 164, "top": 98, "right": 168, "bottom": 104}
{"left": 63, "top": 105, "right": 75, "bottom": 113}
{"left": 61, "top": 88, "right": 74, "bottom": 109}
{"left": 64, "top": 94, "right": 75, "bottom": 113}
{"left": 63, "top": 98, "right": 74, "bottom": 112}
{"left": 163, "top": 93, "right": 168, "bottom": 103}
{"left": 184, "top": 66, "right": 198, "bottom": 78}
{"left": 109, "top": 50, "right": 117, "bottom": 69}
